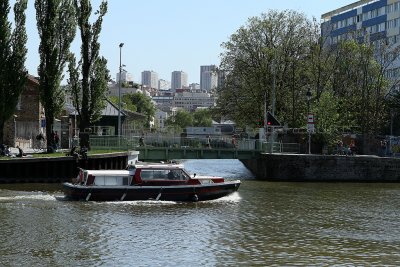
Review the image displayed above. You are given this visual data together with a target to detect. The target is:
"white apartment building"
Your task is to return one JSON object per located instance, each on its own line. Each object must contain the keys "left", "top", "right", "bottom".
{"left": 152, "top": 96, "right": 174, "bottom": 111}
{"left": 200, "top": 65, "right": 218, "bottom": 91}
{"left": 158, "top": 79, "right": 170, "bottom": 90}
{"left": 155, "top": 109, "right": 168, "bottom": 130}
{"left": 141, "top": 70, "right": 159, "bottom": 89}
{"left": 116, "top": 71, "right": 133, "bottom": 83}
{"left": 322, "top": 0, "right": 400, "bottom": 87}
{"left": 171, "top": 71, "right": 188, "bottom": 92}
{"left": 107, "top": 82, "right": 139, "bottom": 97}
{"left": 173, "top": 91, "right": 215, "bottom": 112}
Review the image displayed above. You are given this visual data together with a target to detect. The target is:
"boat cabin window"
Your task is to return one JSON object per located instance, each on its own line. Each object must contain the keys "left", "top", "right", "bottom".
{"left": 93, "top": 176, "right": 131, "bottom": 186}
{"left": 140, "top": 169, "right": 189, "bottom": 181}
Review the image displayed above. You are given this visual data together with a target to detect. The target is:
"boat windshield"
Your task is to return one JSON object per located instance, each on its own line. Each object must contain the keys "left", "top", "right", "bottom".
{"left": 140, "top": 169, "right": 189, "bottom": 181}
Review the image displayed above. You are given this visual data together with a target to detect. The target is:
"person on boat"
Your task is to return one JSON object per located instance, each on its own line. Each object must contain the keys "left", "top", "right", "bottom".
{"left": 168, "top": 170, "right": 176, "bottom": 180}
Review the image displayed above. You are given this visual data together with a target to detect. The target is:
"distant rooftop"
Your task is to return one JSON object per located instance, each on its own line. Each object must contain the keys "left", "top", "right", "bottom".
{"left": 321, "top": 0, "right": 379, "bottom": 21}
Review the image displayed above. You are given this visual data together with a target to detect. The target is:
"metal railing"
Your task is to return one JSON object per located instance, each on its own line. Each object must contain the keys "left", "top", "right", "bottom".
{"left": 89, "top": 135, "right": 301, "bottom": 154}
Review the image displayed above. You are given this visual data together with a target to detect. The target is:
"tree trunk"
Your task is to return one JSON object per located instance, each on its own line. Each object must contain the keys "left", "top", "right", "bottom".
{"left": 45, "top": 114, "right": 54, "bottom": 153}
{"left": 0, "top": 120, "right": 4, "bottom": 145}
{"left": 78, "top": 113, "right": 90, "bottom": 148}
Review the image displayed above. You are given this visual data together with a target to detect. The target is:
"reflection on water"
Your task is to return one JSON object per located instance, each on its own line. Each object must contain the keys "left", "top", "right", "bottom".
{"left": 1, "top": 159, "right": 400, "bottom": 266}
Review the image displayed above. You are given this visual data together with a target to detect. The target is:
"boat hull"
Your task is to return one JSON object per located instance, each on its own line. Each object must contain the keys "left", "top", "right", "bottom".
{"left": 62, "top": 181, "right": 241, "bottom": 202}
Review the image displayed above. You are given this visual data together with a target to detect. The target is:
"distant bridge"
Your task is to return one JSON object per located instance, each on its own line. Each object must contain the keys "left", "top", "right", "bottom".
{"left": 90, "top": 136, "right": 300, "bottom": 161}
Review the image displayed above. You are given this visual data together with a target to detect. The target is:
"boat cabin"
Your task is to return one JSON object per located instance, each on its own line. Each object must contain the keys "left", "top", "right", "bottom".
{"left": 78, "top": 169, "right": 132, "bottom": 186}
{"left": 77, "top": 163, "right": 195, "bottom": 186}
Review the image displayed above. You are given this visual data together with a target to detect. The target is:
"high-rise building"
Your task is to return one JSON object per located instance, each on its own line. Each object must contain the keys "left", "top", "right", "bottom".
{"left": 321, "top": 0, "right": 400, "bottom": 85}
{"left": 200, "top": 65, "right": 218, "bottom": 91}
{"left": 158, "top": 79, "right": 171, "bottom": 90}
{"left": 171, "top": 71, "right": 188, "bottom": 92}
{"left": 141, "top": 70, "right": 159, "bottom": 89}
{"left": 116, "top": 72, "right": 133, "bottom": 83}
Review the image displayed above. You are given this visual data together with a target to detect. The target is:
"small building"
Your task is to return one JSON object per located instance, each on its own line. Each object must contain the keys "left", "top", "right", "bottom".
{"left": 4, "top": 75, "right": 44, "bottom": 148}
{"left": 183, "top": 126, "right": 222, "bottom": 138}
{"left": 66, "top": 98, "right": 147, "bottom": 143}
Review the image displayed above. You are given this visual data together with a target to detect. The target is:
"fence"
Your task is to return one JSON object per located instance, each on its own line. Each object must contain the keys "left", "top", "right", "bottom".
{"left": 89, "top": 135, "right": 301, "bottom": 154}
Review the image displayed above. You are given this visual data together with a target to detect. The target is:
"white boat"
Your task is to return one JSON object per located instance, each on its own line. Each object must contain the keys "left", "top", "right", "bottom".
{"left": 63, "top": 163, "right": 241, "bottom": 202}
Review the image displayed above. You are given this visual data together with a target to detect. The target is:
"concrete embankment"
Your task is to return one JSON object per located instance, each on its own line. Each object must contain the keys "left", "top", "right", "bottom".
{"left": 242, "top": 153, "right": 400, "bottom": 182}
{"left": 0, "top": 152, "right": 129, "bottom": 183}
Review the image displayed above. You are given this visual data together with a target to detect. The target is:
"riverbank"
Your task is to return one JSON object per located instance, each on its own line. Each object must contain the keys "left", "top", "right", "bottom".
{"left": 0, "top": 152, "right": 129, "bottom": 183}
{"left": 242, "top": 153, "right": 400, "bottom": 182}
{"left": 2, "top": 152, "right": 400, "bottom": 183}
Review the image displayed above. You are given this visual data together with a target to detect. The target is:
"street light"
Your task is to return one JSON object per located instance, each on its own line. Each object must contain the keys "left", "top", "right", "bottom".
{"left": 118, "top": 43, "right": 124, "bottom": 137}
{"left": 306, "top": 88, "right": 312, "bottom": 154}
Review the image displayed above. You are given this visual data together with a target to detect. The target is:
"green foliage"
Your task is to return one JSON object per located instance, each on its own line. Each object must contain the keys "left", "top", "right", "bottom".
{"left": 67, "top": 0, "right": 109, "bottom": 147}
{"left": 331, "top": 40, "right": 388, "bottom": 135}
{"left": 109, "top": 95, "right": 137, "bottom": 113}
{"left": 121, "top": 94, "right": 137, "bottom": 112}
{"left": 0, "top": 0, "right": 28, "bottom": 144}
{"left": 217, "top": 9, "right": 392, "bottom": 148}
{"left": 165, "top": 109, "right": 213, "bottom": 131}
{"left": 312, "top": 90, "right": 340, "bottom": 146}
{"left": 218, "top": 10, "right": 315, "bottom": 129}
{"left": 165, "top": 110, "right": 193, "bottom": 131}
{"left": 118, "top": 92, "right": 155, "bottom": 128}
{"left": 193, "top": 109, "right": 212, "bottom": 127}
{"left": 35, "top": 0, "right": 76, "bottom": 151}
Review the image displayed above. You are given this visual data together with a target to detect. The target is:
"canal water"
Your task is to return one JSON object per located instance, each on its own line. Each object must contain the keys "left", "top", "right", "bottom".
{"left": 1, "top": 160, "right": 400, "bottom": 266}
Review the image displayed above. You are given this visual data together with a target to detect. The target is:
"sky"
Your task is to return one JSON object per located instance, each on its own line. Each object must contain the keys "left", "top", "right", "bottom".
{"left": 18, "top": 0, "right": 356, "bottom": 85}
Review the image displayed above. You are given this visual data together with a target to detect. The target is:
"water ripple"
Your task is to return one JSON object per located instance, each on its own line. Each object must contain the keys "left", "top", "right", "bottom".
{"left": 2, "top": 161, "right": 400, "bottom": 266}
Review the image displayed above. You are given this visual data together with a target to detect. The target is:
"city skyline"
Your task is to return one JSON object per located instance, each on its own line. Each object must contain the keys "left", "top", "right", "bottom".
{"left": 18, "top": 0, "right": 355, "bottom": 84}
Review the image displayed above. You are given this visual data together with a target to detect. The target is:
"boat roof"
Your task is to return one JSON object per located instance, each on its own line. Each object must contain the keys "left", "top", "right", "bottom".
{"left": 82, "top": 163, "right": 186, "bottom": 176}
{"left": 131, "top": 163, "right": 185, "bottom": 170}
{"left": 84, "top": 169, "right": 131, "bottom": 176}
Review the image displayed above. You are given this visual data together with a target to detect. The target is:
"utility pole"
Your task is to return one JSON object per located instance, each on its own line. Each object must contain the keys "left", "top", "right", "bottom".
{"left": 118, "top": 43, "right": 124, "bottom": 137}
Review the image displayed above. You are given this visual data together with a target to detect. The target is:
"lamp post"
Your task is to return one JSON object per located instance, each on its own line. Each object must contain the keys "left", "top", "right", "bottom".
{"left": 118, "top": 43, "right": 124, "bottom": 137}
{"left": 13, "top": 115, "right": 17, "bottom": 147}
{"left": 306, "top": 88, "right": 312, "bottom": 154}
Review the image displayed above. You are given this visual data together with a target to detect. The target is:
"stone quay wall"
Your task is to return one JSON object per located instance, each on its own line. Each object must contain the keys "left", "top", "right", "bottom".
{"left": 0, "top": 152, "right": 128, "bottom": 183}
{"left": 242, "top": 154, "right": 400, "bottom": 182}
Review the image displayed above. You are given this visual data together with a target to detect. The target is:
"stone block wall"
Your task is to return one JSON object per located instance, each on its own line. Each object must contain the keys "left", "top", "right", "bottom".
{"left": 242, "top": 154, "right": 400, "bottom": 182}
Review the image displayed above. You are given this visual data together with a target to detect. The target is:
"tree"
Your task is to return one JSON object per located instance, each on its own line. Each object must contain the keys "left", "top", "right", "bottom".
{"left": 125, "top": 92, "right": 155, "bottom": 128}
{"left": 217, "top": 9, "right": 393, "bottom": 151}
{"left": 67, "top": 0, "right": 109, "bottom": 148}
{"left": 217, "top": 10, "right": 316, "bottom": 129}
{"left": 193, "top": 109, "right": 212, "bottom": 127}
{"left": 312, "top": 90, "right": 340, "bottom": 147}
{"left": 331, "top": 40, "right": 388, "bottom": 136}
{"left": 387, "top": 90, "right": 400, "bottom": 135}
{"left": 35, "top": 0, "right": 76, "bottom": 152}
{"left": 0, "top": 0, "right": 27, "bottom": 144}
{"left": 165, "top": 110, "right": 193, "bottom": 131}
